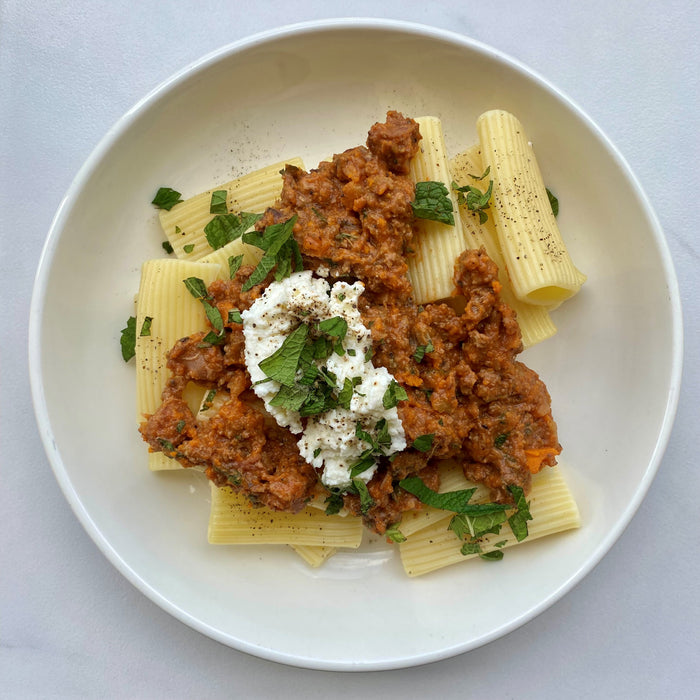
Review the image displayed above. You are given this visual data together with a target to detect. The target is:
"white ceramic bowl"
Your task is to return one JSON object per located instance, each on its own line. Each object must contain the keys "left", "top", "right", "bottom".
{"left": 29, "top": 19, "right": 682, "bottom": 670}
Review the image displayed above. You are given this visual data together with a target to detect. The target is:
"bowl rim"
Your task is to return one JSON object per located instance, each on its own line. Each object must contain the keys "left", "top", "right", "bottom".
{"left": 28, "top": 17, "right": 684, "bottom": 671}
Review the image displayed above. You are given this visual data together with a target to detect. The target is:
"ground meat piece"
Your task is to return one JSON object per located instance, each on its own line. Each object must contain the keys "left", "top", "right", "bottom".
{"left": 139, "top": 394, "right": 195, "bottom": 455}
{"left": 366, "top": 110, "right": 422, "bottom": 175}
{"left": 167, "top": 333, "right": 225, "bottom": 383}
{"left": 255, "top": 114, "right": 421, "bottom": 297}
{"left": 344, "top": 463, "right": 440, "bottom": 534}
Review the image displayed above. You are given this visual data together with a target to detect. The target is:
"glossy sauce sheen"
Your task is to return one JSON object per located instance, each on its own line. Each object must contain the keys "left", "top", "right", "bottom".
{"left": 140, "top": 112, "right": 560, "bottom": 533}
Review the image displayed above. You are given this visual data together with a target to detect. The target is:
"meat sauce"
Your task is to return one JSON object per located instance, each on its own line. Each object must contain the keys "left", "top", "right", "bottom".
{"left": 140, "top": 111, "right": 560, "bottom": 534}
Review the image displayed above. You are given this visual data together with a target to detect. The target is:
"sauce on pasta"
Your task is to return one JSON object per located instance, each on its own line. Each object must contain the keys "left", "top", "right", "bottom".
{"left": 139, "top": 112, "right": 560, "bottom": 534}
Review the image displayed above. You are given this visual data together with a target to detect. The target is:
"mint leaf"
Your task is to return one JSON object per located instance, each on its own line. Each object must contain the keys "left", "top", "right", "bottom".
{"left": 460, "top": 541, "right": 482, "bottom": 556}
{"left": 468, "top": 165, "right": 491, "bottom": 181}
{"left": 258, "top": 323, "right": 309, "bottom": 386}
{"left": 202, "top": 389, "right": 216, "bottom": 411}
{"left": 139, "top": 316, "right": 153, "bottom": 337}
{"left": 385, "top": 524, "right": 407, "bottom": 543}
{"left": 120, "top": 316, "right": 136, "bottom": 362}
{"left": 412, "top": 181, "right": 454, "bottom": 225}
{"left": 412, "top": 340, "right": 433, "bottom": 363}
{"left": 453, "top": 179, "right": 493, "bottom": 224}
{"left": 318, "top": 316, "right": 348, "bottom": 339}
{"left": 204, "top": 212, "right": 261, "bottom": 250}
{"left": 324, "top": 490, "right": 344, "bottom": 516}
{"left": 202, "top": 300, "right": 223, "bottom": 332}
{"left": 351, "top": 478, "right": 374, "bottom": 514}
{"left": 209, "top": 190, "right": 228, "bottom": 214}
{"left": 479, "top": 550, "right": 504, "bottom": 561}
{"left": 183, "top": 277, "right": 209, "bottom": 300}
{"left": 546, "top": 187, "right": 559, "bottom": 217}
{"left": 383, "top": 379, "right": 408, "bottom": 409}
{"left": 494, "top": 433, "right": 508, "bottom": 448}
{"left": 412, "top": 434, "right": 434, "bottom": 452}
{"left": 337, "top": 377, "right": 355, "bottom": 410}
{"left": 151, "top": 187, "right": 182, "bottom": 211}
{"left": 228, "top": 254, "right": 244, "bottom": 279}
{"left": 399, "top": 477, "right": 509, "bottom": 516}
{"left": 228, "top": 309, "right": 242, "bottom": 324}
{"left": 242, "top": 253, "right": 276, "bottom": 291}
{"left": 269, "top": 383, "right": 309, "bottom": 412}
{"left": 507, "top": 485, "right": 533, "bottom": 542}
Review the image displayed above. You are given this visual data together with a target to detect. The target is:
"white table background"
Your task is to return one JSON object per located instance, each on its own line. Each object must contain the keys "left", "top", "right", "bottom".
{"left": 2, "top": 1, "right": 699, "bottom": 697}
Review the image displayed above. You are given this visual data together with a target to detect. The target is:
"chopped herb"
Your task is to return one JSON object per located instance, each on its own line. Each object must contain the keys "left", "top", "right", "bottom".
{"left": 452, "top": 179, "right": 493, "bottom": 225}
{"left": 460, "top": 540, "right": 482, "bottom": 556}
{"left": 120, "top": 316, "right": 136, "bottom": 362}
{"left": 337, "top": 377, "right": 355, "bottom": 410}
{"left": 228, "top": 309, "right": 243, "bottom": 324}
{"left": 157, "top": 437, "right": 176, "bottom": 453}
{"left": 209, "top": 189, "right": 228, "bottom": 214}
{"left": 318, "top": 316, "right": 348, "bottom": 339}
{"left": 399, "top": 477, "right": 508, "bottom": 516}
{"left": 202, "top": 300, "right": 223, "bottom": 332}
{"left": 412, "top": 340, "right": 434, "bottom": 363}
{"left": 385, "top": 524, "right": 407, "bottom": 543}
{"left": 382, "top": 379, "right": 408, "bottom": 409}
{"left": 242, "top": 216, "right": 300, "bottom": 291}
{"left": 199, "top": 330, "right": 226, "bottom": 346}
{"left": 202, "top": 389, "right": 217, "bottom": 411}
{"left": 139, "top": 316, "right": 153, "bottom": 337}
{"left": 364, "top": 347, "right": 374, "bottom": 363}
{"left": 183, "top": 276, "right": 209, "bottom": 300}
{"left": 479, "top": 550, "right": 504, "bottom": 561}
{"left": 204, "top": 211, "right": 261, "bottom": 251}
{"left": 411, "top": 181, "right": 455, "bottom": 225}
{"left": 175, "top": 420, "right": 186, "bottom": 434}
{"left": 507, "top": 485, "right": 532, "bottom": 542}
{"left": 351, "top": 478, "right": 374, "bottom": 514}
{"left": 546, "top": 187, "right": 559, "bottom": 217}
{"left": 258, "top": 323, "right": 309, "bottom": 386}
{"left": 183, "top": 244, "right": 195, "bottom": 254}
{"left": 151, "top": 187, "right": 183, "bottom": 211}
{"left": 468, "top": 165, "right": 491, "bottom": 181}
{"left": 324, "top": 490, "right": 344, "bottom": 515}
{"left": 494, "top": 433, "right": 508, "bottom": 448}
{"left": 412, "top": 433, "right": 434, "bottom": 452}
{"left": 313, "top": 447, "right": 322, "bottom": 458}
{"left": 228, "top": 254, "right": 244, "bottom": 279}
{"left": 162, "top": 240, "right": 174, "bottom": 255}
{"left": 311, "top": 206, "right": 328, "bottom": 224}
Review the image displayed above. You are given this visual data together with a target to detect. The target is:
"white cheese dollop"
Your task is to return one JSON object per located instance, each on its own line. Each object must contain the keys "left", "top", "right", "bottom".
{"left": 241, "top": 270, "right": 406, "bottom": 488}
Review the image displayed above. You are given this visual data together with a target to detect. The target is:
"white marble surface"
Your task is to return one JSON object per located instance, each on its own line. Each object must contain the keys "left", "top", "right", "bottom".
{"left": 2, "top": 1, "right": 699, "bottom": 697}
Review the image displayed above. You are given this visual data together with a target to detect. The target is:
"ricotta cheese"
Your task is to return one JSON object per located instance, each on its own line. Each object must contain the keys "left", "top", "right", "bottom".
{"left": 241, "top": 270, "right": 406, "bottom": 488}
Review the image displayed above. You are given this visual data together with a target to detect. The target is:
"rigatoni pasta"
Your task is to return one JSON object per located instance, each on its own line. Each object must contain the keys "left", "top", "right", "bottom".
{"left": 135, "top": 258, "right": 222, "bottom": 471}
{"left": 159, "top": 158, "right": 305, "bottom": 260}
{"left": 450, "top": 145, "right": 557, "bottom": 347}
{"left": 407, "top": 117, "right": 470, "bottom": 304}
{"left": 476, "top": 110, "right": 586, "bottom": 305}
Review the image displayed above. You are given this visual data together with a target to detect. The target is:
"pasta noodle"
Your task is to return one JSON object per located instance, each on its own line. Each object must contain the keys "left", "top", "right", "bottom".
{"left": 207, "top": 483, "right": 363, "bottom": 547}
{"left": 399, "top": 465, "right": 580, "bottom": 577}
{"left": 476, "top": 110, "right": 586, "bottom": 305}
{"left": 159, "top": 158, "right": 305, "bottom": 260}
{"left": 450, "top": 145, "right": 557, "bottom": 347}
{"left": 407, "top": 117, "right": 470, "bottom": 304}
{"left": 135, "top": 258, "right": 222, "bottom": 470}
